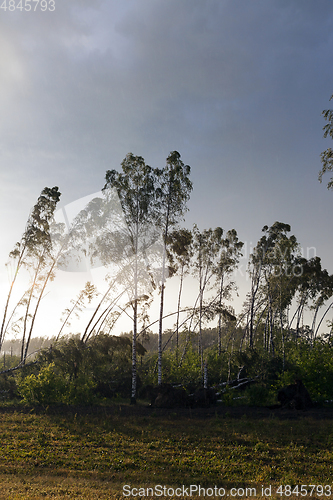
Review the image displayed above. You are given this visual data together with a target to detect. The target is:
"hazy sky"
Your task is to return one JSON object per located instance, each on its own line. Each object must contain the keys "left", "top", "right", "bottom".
{"left": 1, "top": 0, "right": 333, "bottom": 336}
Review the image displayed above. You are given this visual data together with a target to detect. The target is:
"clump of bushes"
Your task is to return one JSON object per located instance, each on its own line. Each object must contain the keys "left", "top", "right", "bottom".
{"left": 2, "top": 332, "right": 333, "bottom": 407}
{"left": 15, "top": 334, "right": 145, "bottom": 405}
{"left": 17, "top": 363, "right": 67, "bottom": 405}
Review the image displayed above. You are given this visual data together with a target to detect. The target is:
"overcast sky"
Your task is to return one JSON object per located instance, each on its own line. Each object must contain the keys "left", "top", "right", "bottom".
{"left": 1, "top": 0, "right": 333, "bottom": 336}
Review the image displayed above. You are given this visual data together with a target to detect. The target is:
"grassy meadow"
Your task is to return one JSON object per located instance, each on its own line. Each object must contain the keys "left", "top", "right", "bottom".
{"left": 0, "top": 403, "right": 332, "bottom": 499}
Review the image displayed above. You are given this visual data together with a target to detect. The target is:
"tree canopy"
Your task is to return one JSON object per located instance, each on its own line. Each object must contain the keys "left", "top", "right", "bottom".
{"left": 319, "top": 94, "right": 333, "bottom": 189}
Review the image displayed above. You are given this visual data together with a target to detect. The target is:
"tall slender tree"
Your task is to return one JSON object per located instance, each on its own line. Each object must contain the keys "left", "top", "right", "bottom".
{"left": 154, "top": 151, "right": 192, "bottom": 385}
{"left": 1, "top": 187, "right": 61, "bottom": 356}
{"left": 57, "top": 281, "right": 98, "bottom": 342}
{"left": 246, "top": 222, "right": 299, "bottom": 351}
{"left": 192, "top": 225, "right": 222, "bottom": 375}
{"left": 213, "top": 229, "right": 243, "bottom": 355}
{"left": 291, "top": 256, "right": 333, "bottom": 344}
{"left": 103, "top": 153, "right": 158, "bottom": 403}
{"left": 167, "top": 228, "right": 193, "bottom": 353}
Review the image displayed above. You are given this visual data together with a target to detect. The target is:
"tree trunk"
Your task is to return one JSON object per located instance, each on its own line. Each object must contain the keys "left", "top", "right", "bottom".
{"left": 0, "top": 247, "right": 26, "bottom": 351}
{"left": 131, "top": 297, "right": 137, "bottom": 404}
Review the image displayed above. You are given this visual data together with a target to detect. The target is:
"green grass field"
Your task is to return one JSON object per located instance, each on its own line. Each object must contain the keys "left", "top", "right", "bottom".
{"left": 0, "top": 404, "right": 332, "bottom": 499}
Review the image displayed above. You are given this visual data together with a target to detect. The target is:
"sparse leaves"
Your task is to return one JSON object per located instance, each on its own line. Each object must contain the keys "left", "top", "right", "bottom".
{"left": 319, "top": 94, "right": 333, "bottom": 189}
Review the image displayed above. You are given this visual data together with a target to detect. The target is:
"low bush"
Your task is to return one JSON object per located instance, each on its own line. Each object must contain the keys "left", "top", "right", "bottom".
{"left": 17, "top": 363, "right": 67, "bottom": 405}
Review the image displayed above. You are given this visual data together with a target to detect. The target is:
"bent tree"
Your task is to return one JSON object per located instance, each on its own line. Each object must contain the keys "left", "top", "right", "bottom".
{"left": 291, "top": 256, "right": 333, "bottom": 344}
{"left": 0, "top": 187, "right": 61, "bottom": 360}
{"left": 213, "top": 229, "right": 243, "bottom": 355}
{"left": 192, "top": 225, "right": 223, "bottom": 375}
{"left": 246, "top": 222, "right": 299, "bottom": 352}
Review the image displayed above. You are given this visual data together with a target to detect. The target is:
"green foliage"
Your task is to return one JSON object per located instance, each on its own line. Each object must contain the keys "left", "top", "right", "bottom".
{"left": 63, "top": 374, "right": 97, "bottom": 405}
{"left": 0, "top": 374, "right": 18, "bottom": 400}
{"left": 319, "top": 94, "right": 333, "bottom": 189}
{"left": 17, "top": 363, "right": 66, "bottom": 405}
{"left": 133, "top": 332, "right": 333, "bottom": 407}
{"left": 275, "top": 339, "right": 333, "bottom": 402}
{"left": 24, "top": 333, "right": 145, "bottom": 403}
{"left": 17, "top": 361, "right": 98, "bottom": 406}
{"left": 235, "top": 348, "right": 284, "bottom": 383}
{"left": 244, "top": 383, "right": 273, "bottom": 407}
{"left": 202, "top": 348, "right": 229, "bottom": 384}
{"left": 5, "top": 326, "right": 333, "bottom": 407}
{"left": 141, "top": 345, "right": 202, "bottom": 388}
{"left": 0, "top": 354, "right": 21, "bottom": 371}
{"left": 222, "top": 386, "right": 235, "bottom": 406}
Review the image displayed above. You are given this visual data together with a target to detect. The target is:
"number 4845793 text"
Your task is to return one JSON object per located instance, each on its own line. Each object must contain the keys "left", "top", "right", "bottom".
{"left": 1, "top": 0, "right": 55, "bottom": 11}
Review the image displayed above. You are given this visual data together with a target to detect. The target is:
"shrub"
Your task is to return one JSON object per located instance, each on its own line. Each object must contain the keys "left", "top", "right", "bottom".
{"left": 222, "top": 386, "right": 235, "bottom": 406}
{"left": 64, "top": 375, "right": 97, "bottom": 405}
{"left": 244, "top": 383, "right": 272, "bottom": 407}
{"left": 17, "top": 363, "right": 67, "bottom": 405}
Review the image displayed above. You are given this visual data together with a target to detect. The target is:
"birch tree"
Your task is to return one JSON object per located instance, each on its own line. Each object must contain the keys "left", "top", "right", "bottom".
{"left": 1, "top": 187, "right": 61, "bottom": 358}
{"left": 246, "top": 222, "right": 299, "bottom": 351}
{"left": 103, "top": 153, "right": 158, "bottom": 403}
{"left": 167, "top": 228, "right": 193, "bottom": 352}
{"left": 213, "top": 229, "right": 243, "bottom": 355}
{"left": 291, "top": 256, "right": 333, "bottom": 344}
{"left": 192, "top": 225, "right": 222, "bottom": 375}
{"left": 57, "top": 281, "right": 98, "bottom": 341}
{"left": 154, "top": 151, "right": 192, "bottom": 385}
